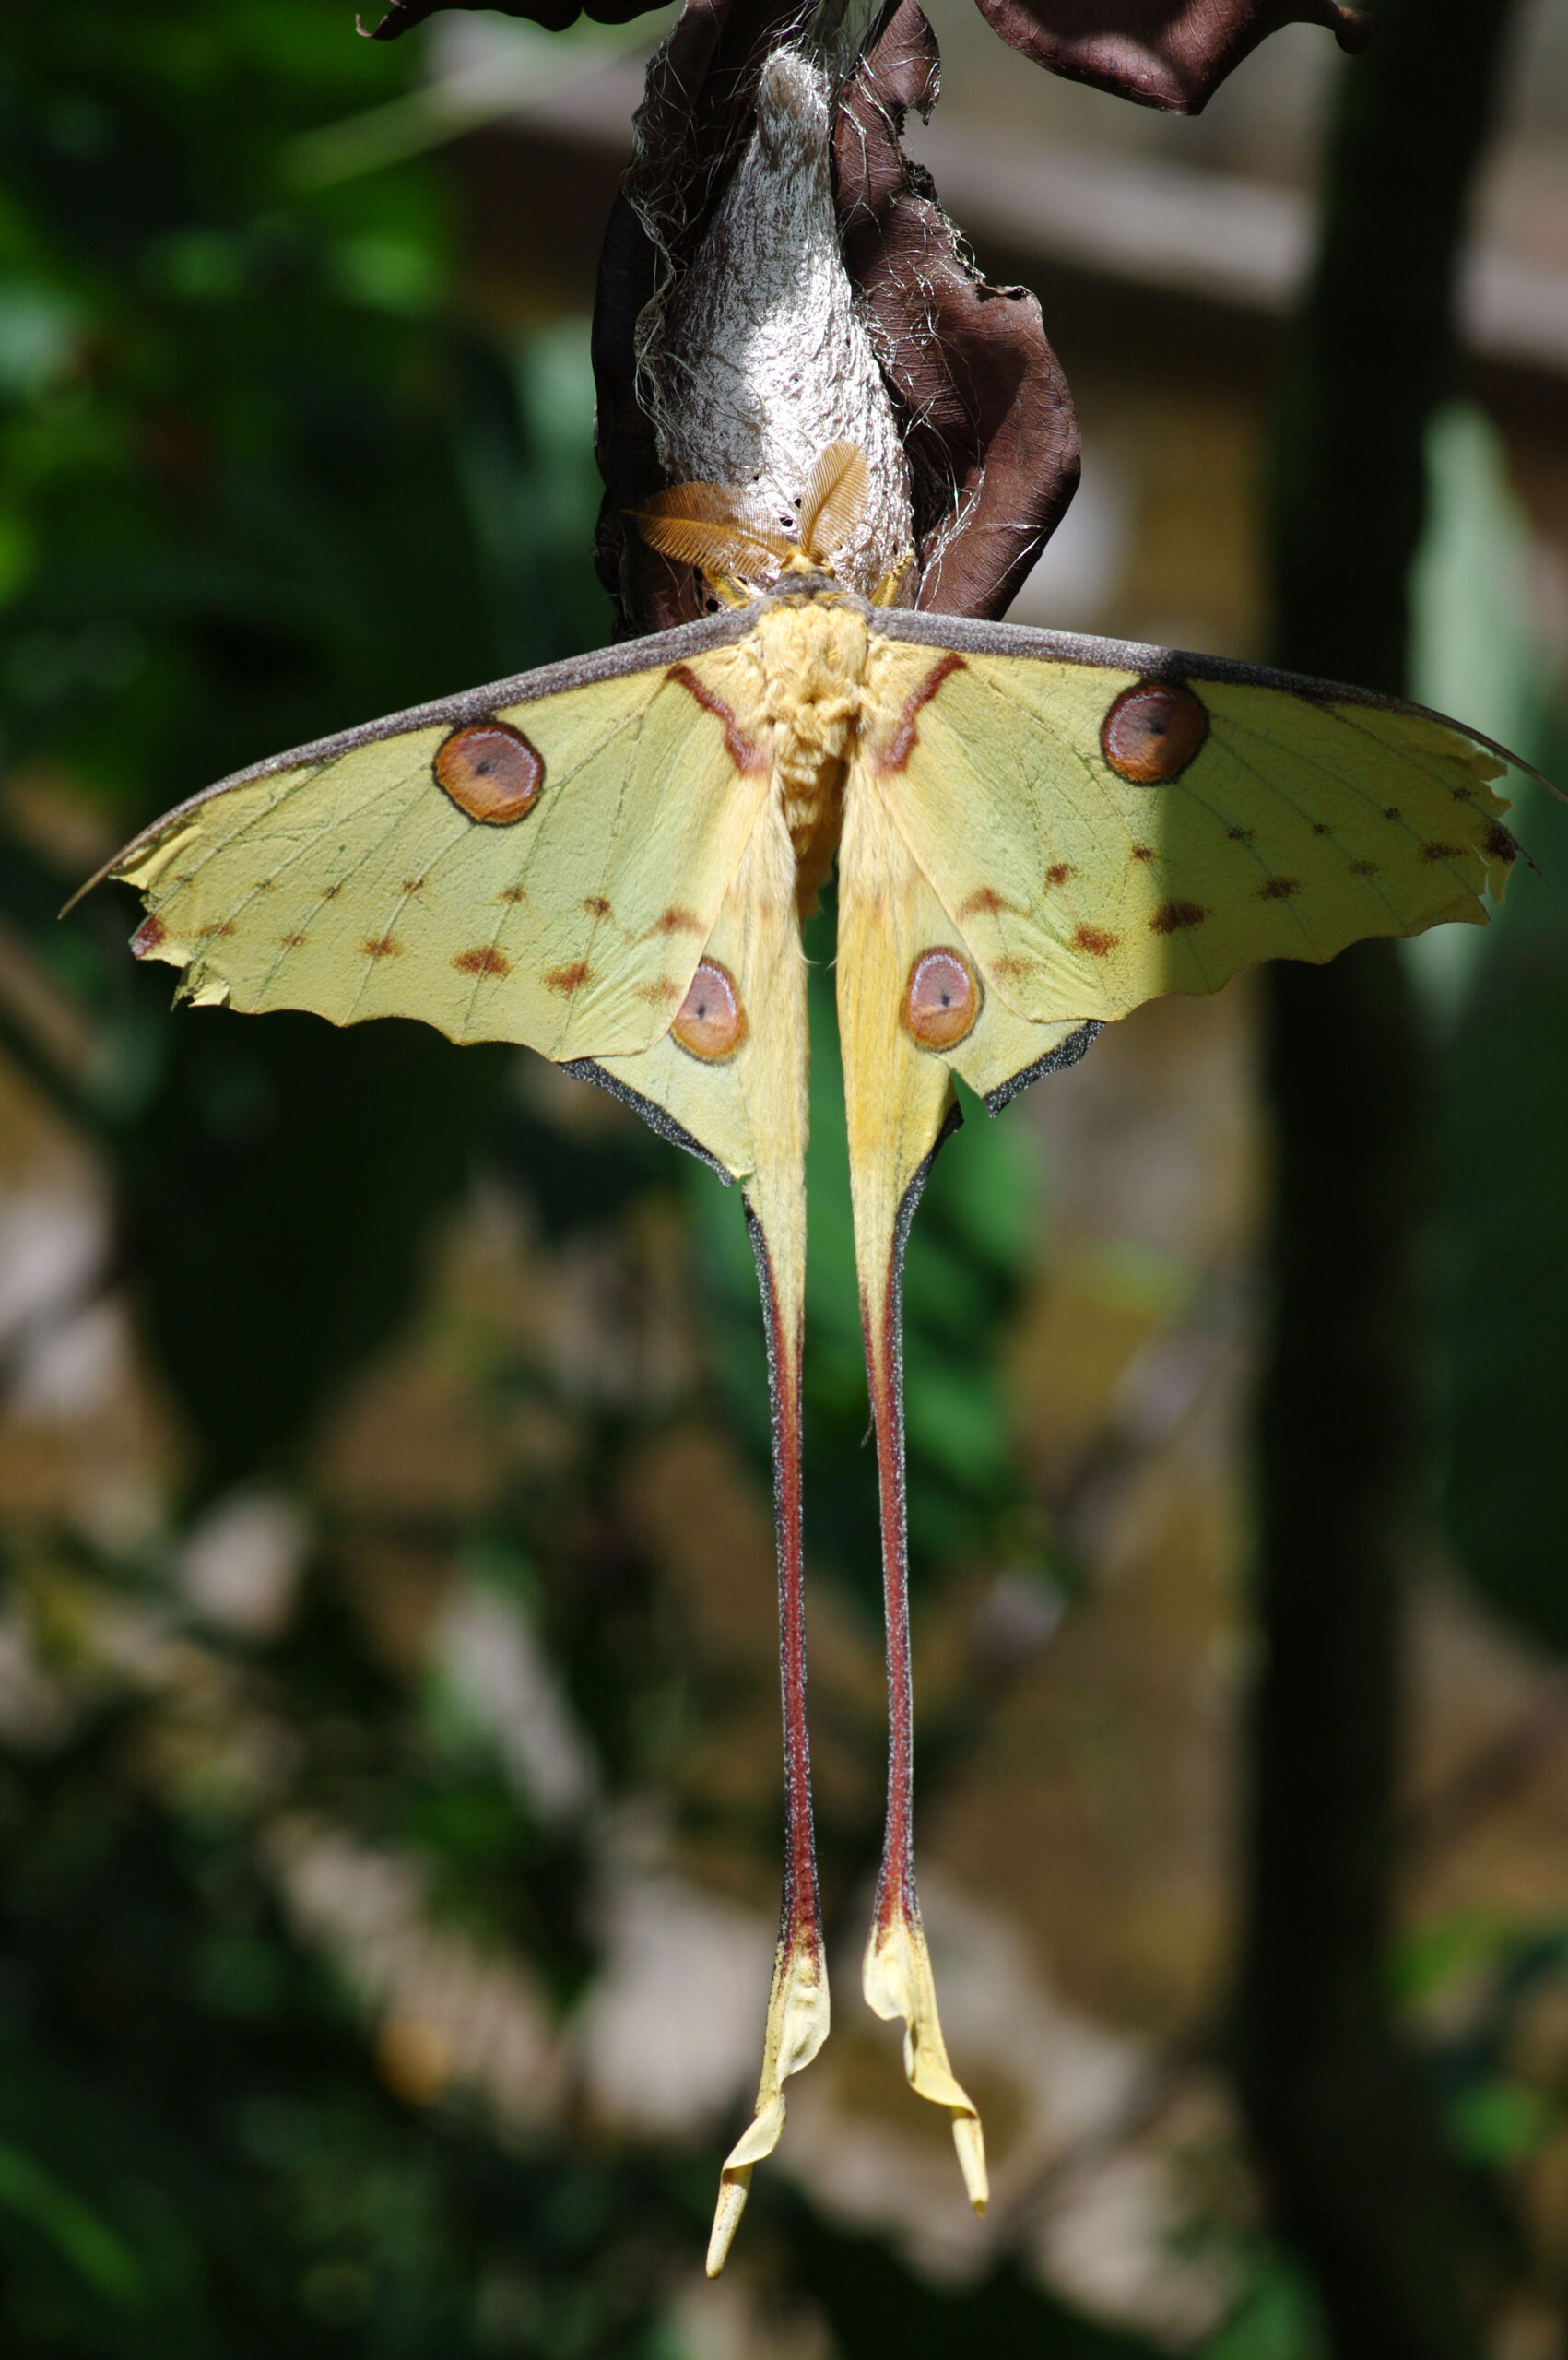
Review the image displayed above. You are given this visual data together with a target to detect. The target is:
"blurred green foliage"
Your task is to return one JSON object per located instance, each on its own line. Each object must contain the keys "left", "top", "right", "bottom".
{"left": 1411, "top": 406, "right": 1568, "bottom": 1652}
{"left": 1440, "top": 728, "right": 1568, "bottom": 1652}
{"left": 2, "top": 0, "right": 611, "bottom": 1491}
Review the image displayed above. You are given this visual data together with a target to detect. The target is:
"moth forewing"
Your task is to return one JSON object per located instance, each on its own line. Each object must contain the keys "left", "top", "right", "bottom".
{"left": 868, "top": 607, "right": 1521, "bottom": 1032}
{"left": 96, "top": 630, "right": 777, "bottom": 1066}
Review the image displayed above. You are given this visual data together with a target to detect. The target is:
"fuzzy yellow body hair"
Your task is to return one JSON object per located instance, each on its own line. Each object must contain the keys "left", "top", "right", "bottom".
{"left": 82, "top": 443, "right": 1527, "bottom": 2278}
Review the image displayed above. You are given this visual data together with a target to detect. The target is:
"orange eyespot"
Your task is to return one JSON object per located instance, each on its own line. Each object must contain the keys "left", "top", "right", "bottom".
{"left": 1102, "top": 682, "right": 1208, "bottom": 783}
{"left": 434, "top": 722, "right": 544, "bottom": 823}
{"left": 671, "top": 960, "right": 746, "bottom": 1060}
{"left": 903, "top": 948, "right": 979, "bottom": 1050}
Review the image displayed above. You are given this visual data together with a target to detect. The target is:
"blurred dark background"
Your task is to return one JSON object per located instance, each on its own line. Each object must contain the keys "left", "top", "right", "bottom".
{"left": 2, "top": 1, "right": 1568, "bottom": 2353}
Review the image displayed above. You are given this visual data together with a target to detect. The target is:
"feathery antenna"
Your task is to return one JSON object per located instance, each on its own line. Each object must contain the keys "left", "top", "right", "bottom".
{"left": 798, "top": 442, "right": 867, "bottom": 565}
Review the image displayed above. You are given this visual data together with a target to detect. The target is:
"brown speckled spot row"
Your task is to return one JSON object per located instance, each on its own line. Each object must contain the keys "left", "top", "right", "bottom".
{"left": 1045, "top": 862, "right": 1073, "bottom": 887}
{"left": 436, "top": 721, "right": 545, "bottom": 825}
{"left": 1257, "top": 878, "right": 1301, "bottom": 902}
{"left": 454, "top": 945, "right": 511, "bottom": 977}
{"left": 546, "top": 961, "right": 592, "bottom": 997}
{"left": 1073, "top": 923, "right": 1120, "bottom": 958}
{"left": 362, "top": 936, "right": 402, "bottom": 960}
{"left": 1149, "top": 899, "right": 1207, "bottom": 934}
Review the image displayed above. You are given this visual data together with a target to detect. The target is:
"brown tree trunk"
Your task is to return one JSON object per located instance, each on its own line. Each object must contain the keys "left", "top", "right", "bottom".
{"left": 1236, "top": 1, "right": 1520, "bottom": 2354}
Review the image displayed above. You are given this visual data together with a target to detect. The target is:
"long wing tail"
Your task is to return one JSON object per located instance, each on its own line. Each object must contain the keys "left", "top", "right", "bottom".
{"left": 577, "top": 796, "right": 829, "bottom": 2275}
{"left": 835, "top": 770, "right": 989, "bottom": 2215}
{"left": 834, "top": 749, "right": 1102, "bottom": 2213}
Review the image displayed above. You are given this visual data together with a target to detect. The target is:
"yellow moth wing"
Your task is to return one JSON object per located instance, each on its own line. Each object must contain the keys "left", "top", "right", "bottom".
{"left": 944, "top": 980, "right": 1094, "bottom": 1113}
{"left": 837, "top": 749, "right": 1090, "bottom": 1163}
{"left": 104, "top": 629, "right": 772, "bottom": 1064}
{"left": 584, "top": 1015, "right": 759, "bottom": 1186}
{"left": 836, "top": 786, "right": 954, "bottom": 1229}
{"left": 862, "top": 623, "right": 1518, "bottom": 1028}
{"left": 585, "top": 795, "right": 808, "bottom": 1198}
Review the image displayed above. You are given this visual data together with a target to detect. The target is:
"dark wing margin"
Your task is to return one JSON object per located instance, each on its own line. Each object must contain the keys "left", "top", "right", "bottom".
{"left": 984, "top": 1018, "right": 1102, "bottom": 1114}
{"left": 559, "top": 1057, "right": 735, "bottom": 1185}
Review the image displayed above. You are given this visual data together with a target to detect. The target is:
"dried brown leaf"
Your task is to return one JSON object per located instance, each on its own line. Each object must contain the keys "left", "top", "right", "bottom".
{"left": 832, "top": 0, "right": 1079, "bottom": 620}
{"left": 971, "top": 0, "right": 1372, "bottom": 112}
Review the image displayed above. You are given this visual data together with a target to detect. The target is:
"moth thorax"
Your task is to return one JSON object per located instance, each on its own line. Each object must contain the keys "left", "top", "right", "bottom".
{"left": 759, "top": 602, "right": 867, "bottom": 734}
{"left": 755, "top": 599, "right": 863, "bottom": 897}
{"left": 770, "top": 687, "right": 858, "bottom": 776}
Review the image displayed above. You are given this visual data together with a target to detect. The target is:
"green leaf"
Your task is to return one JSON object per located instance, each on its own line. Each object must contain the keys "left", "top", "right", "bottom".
{"left": 0, "top": 2141, "right": 146, "bottom": 2307}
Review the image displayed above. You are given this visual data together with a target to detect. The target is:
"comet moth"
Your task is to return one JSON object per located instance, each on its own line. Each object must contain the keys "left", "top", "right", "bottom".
{"left": 77, "top": 443, "right": 1529, "bottom": 2272}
